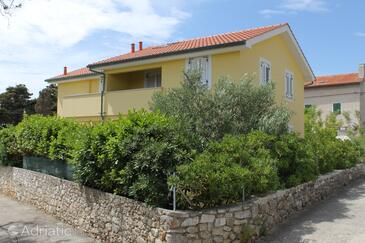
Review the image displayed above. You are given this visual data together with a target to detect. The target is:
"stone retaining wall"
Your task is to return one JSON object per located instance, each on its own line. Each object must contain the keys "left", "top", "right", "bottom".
{"left": 0, "top": 165, "right": 364, "bottom": 243}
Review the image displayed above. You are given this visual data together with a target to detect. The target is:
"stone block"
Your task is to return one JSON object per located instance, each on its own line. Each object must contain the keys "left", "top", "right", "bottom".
{"left": 214, "top": 217, "right": 226, "bottom": 227}
{"left": 200, "top": 214, "right": 215, "bottom": 223}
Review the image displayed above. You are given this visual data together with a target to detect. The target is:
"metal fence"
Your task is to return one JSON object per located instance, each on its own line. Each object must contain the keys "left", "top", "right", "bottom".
{"left": 23, "top": 156, "right": 74, "bottom": 181}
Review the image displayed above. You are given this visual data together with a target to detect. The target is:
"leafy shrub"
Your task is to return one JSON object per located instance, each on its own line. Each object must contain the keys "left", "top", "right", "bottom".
{"left": 304, "top": 107, "right": 362, "bottom": 173}
{"left": 0, "top": 126, "right": 22, "bottom": 166}
{"left": 16, "top": 115, "right": 85, "bottom": 162}
{"left": 272, "top": 133, "right": 318, "bottom": 187}
{"left": 72, "top": 110, "right": 193, "bottom": 207}
{"left": 231, "top": 131, "right": 319, "bottom": 188}
{"left": 169, "top": 135, "right": 279, "bottom": 209}
{"left": 151, "top": 72, "right": 292, "bottom": 149}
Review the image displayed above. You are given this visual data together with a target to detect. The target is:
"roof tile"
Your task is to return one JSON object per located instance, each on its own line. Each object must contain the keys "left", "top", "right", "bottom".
{"left": 306, "top": 73, "right": 361, "bottom": 88}
{"left": 48, "top": 23, "right": 287, "bottom": 81}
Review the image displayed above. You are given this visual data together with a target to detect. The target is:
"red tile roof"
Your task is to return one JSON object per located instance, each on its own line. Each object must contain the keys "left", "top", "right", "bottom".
{"left": 305, "top": 73, "right": 361, "bottom": 88}
{"left": 47, "top": 23, "right": 288, "bottom": 81}
{"left": 47, "top": 67, "right": 97, "bottom": 81}
{"left": 90, "top": 23, "right": 288, "bottom": 67}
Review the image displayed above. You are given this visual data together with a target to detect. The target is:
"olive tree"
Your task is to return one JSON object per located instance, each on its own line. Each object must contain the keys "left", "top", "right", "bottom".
{"left": 151, "top": 72, "right": 292, "bottom": 149}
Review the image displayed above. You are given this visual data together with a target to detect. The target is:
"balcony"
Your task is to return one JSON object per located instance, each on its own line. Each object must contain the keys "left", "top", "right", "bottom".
{"left": 59, "top": 87, "right": 162, "bottom": 119}
{"left": 59, "top": 93, "right": 101, "bottom": 118}
{"left": 105, "top": 87, "right": 161, "bottom": 116}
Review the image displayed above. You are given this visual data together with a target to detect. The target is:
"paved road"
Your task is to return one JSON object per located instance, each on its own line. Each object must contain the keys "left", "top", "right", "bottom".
{"left": 258, "top": 178, "right": 365, "bottom": 243}
{"left": 0, "top": 194, "right": 94, "bottom": 243}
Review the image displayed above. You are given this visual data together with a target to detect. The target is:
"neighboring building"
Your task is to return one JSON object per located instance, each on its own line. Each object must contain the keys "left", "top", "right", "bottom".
{"left": 46, "top": 23, "right": 315, "bottom": 134}
{"left": 305, "top": 64, "right": 365, "bottom": 126}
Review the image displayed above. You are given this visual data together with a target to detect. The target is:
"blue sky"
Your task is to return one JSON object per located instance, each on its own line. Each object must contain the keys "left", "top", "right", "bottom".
{"left": 0, "top": 0, "right": 364, "bottom": 96}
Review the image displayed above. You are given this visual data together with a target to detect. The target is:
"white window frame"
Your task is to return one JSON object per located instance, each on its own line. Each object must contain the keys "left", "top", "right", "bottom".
{"left": 185, "top": 55, "right": 212, "bottom": 88}
{"left": 144, "top": 70, "right": 161, "bottom": 88}
{"left": 260, "top": 57, "right": 271, "bottom": 86}
{"left": 285, "top": 69, "right": 294, "bottom": 101}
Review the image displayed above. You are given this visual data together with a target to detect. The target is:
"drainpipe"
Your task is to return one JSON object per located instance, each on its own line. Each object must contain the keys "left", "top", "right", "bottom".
{"left": 89, "top": 67, "right": 106, "bottom": 122}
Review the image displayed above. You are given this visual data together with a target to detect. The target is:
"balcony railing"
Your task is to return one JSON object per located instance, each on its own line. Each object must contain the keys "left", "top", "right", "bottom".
{"left": 60, "top": 93, "right": 101, "bottom": 118}
{"left": 105, "top": 87, "right": 162, "bottom": 116}
{"left": 59, "top": 87, "right": 162, "bottom": 118}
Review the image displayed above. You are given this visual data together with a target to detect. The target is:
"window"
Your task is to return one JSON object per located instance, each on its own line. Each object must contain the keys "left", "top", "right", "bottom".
{"left": 285, "top": 71, "right": 294, "bottom": 100}
{"left": 144, "top": 70, "right": 161, "bottom": 88}
{"left": 260, "top": 58, "right": 271, "bottom": 85}
{"left": 186, "top": 56, "right": 211, "bottom": 87}
{"left": 305, "top": 104, "right": 312, "bottom": 109}
{"left": 333, "top": 103, "right": 341, "bottom": 114}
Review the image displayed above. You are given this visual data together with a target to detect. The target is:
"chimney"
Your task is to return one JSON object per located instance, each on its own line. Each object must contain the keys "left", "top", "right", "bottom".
{"left": 64, "top": 66, "right": 68, "bottom": 75}
{"left": 139, "top": 41, "right": 143, "bottom": 51}
{"left": 359, "top": 64, "right": 365, "bottom": 80}
{"left": 131, "top": 43, "right": 135, "bottom": 53}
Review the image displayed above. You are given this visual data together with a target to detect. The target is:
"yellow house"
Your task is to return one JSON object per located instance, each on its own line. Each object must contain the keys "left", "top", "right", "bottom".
{"left": 46, "top": 23, "right": 314, "bottom": 134}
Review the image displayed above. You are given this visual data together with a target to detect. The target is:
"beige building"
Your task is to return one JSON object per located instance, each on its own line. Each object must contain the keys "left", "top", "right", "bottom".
{"left": 305, "top": 64, "right": 365, "bottom": 127}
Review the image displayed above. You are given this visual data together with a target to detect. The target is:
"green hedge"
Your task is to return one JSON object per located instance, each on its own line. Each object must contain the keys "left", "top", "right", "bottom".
{"left": 72, "top": 110, "right": 193, "bottom": 207}
{"left": 169, "top": 129, "right": 362, "bottom": 209}
{"left": 0, "top": 109, "right": 362, "bottom": 209}
{"left": 0, "top": 126, "right": 22, "bottom": 166}
{"left": 169, "top": 134, "right": 280, "bottom": 209}
{"left": 15, "top": 115, "right": 87, "bottom": 161}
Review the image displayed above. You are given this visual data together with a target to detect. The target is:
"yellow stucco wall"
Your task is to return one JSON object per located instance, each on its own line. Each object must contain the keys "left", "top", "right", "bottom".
{"left": 57, "top": 33, "right": 306, "bottom": 133}
{"left": 243, "top": 34, "right": 305, "bottom": 133}
{"left": 57, "top": 78, "right": 99, "bottom": 117}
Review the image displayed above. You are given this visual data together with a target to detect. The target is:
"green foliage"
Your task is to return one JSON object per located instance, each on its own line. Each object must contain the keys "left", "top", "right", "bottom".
{"left": 169, "top": 121, "right": 362, "bottom": 209}
{"left": 73, "top": 110, "right": 193, "bottom": 207}
{"left": 35, "top": 84, "right": 58, "bottom": 116}
{"left": 304, "top": 107, "right": 362, "bottom": 174}
{"left": 16, "top": 115, "right": 85, "bottom": 162}
{"left": 0, "top": 105, "right": 362, "bottom": 210}
{"left": 273, "top": 133, "right": 318, "bottom": 187}
{"left": 241, "top": 224, "right": 256, "bottom": 243}
{"left": 0, "top": 126, "right": 22, "bottom": 166}
{"left": 170, "top": 134, "right": 279, "bottom": 209}
{"left": 151, "top": 72, "right": 292, "bottom": 149}
{"left": 0, "top": 84, "right": 34, "bottom": 126}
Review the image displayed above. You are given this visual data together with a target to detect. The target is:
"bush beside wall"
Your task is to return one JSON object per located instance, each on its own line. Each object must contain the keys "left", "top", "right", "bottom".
{"left": 1, "top": 164, "right": 364, "bottom": 243}
{"left": 0, "top": 110, "right": 363, "bottom": 209}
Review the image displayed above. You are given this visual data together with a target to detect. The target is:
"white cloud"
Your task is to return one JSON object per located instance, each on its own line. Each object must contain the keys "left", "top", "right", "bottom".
{"left": 281, "top": 0, "right": 328, "bottom": 12}
{"left": 259, "top": 9, "right": 287, "bottom": 17}
{"left": 0, "top": 0, "right": 190, "bottom": 96}
{"left": 260, "top": 0, "right": 329, "bottom": 17}
{"left": 355, "top": 32, "right": 365, "bottom": 37}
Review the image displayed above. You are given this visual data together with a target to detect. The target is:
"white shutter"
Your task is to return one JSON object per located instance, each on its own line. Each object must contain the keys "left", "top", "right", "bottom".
{"left": 285, "top": 71, "right": 294, "bottom": 99}
{"left": 261, "top": 62, "right": 265, "bottom": 85}
{"left": 187, "top": 56, "right": 211, "bottom": 87}
{"left": 260, "top": 59, "right": 271, "bottom": 85}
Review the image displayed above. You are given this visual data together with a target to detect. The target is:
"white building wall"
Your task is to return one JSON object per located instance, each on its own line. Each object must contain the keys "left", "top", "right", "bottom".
{"left": 304, "top": 84, "right": 360, "bottom": 126}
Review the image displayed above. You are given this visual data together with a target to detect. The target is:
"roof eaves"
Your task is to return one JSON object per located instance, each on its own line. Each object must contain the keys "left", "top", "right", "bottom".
{"left": 304, "top": 81, "right": 360, "bottom": 89}
{"left": 88, "top": 40, "right": 246, "bottom": 69}
{"left": 286, "top": 25, "right": 315, "bottom": 81}
{"left": 45, "top": 72, "right": 99, "bottom": 83}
